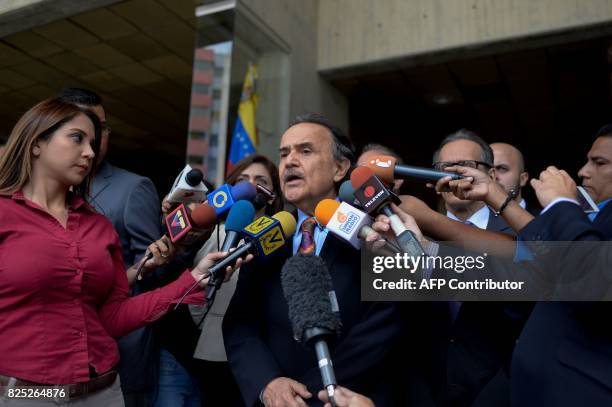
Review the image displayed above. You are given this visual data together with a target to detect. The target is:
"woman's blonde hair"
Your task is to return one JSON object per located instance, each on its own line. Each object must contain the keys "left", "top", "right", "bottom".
{"left": 0, "top": 97, "right": 101, "bottom": 198}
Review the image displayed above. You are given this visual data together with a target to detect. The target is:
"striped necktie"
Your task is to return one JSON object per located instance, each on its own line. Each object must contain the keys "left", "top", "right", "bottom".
{"left": 299, "top": 217, "right": 317, "bottom": 255}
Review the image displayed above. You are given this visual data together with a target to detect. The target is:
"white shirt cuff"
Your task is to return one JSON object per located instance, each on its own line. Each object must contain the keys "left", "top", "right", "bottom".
{"left": 540, "top": 198, "right": 579, "bottom": 215}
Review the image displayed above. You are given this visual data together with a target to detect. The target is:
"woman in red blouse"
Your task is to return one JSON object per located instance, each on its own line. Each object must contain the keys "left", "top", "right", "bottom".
{"left": 0, "top": 98, "right": 242, "bottom": 406}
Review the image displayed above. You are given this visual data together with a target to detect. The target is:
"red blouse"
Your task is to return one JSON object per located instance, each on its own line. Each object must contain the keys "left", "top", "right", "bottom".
{"left": 0, "top": 192, "right": 204, "bottom": 384}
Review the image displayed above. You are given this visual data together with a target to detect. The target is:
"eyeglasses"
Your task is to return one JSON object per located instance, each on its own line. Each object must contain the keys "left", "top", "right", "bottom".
{"left": 432, "top": 160, "right": 492, "bottom": 171}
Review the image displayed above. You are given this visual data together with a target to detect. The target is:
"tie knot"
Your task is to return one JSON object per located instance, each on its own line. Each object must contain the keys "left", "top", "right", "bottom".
{"left": 300, "top": 217, "right": 317, "bottom": 234}
{"left": 299, "top": 217, "right": 317, "bottom": 255}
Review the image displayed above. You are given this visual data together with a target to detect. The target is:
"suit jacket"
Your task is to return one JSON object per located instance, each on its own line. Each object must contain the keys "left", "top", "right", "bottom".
{"left": 511, "top": 201, "right": 612, "bottom": 407}
{"left": 89, "top": 161, "right": 162, "bottom": 393}
{"left": 438, "top": 209, "right": 529, "bottom": 407}
{"left": 90, "top": 161, "right": 162, "bottom": 267}
{"left": 223, "top": 233, "right": 402, "bottom": 407}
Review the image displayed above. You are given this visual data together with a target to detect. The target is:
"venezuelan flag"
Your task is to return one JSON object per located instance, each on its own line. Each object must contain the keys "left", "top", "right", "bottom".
{"left": 227, "top": 63, "right": 259, "bottom": 174}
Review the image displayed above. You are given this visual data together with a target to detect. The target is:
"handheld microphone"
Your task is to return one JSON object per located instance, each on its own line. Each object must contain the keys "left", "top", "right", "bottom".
{"left": 315, "top": 199, "right": 373, "bottom": 249}
{"left": 136, "top": 203, "right": 217, "bottom": 281}
{"left": 207, "top": 181, "right": 257, "bottom": 217}
{"left": 338, "top": 180, "right": 361, "bottom": 208}
{"left": 219, "top": 200, "right": 256, "bottom": 253}
{"left": 351, "top": 167, "right": 424, "bottom": 258}
{"left": 281, "top": 255, "right": 342, "bottom": 407}
{"left": 207, "top": 210, "right": 296, "bottom": 283}
{"left": 363, "top": 154, "right": 463, "bottom": 185}
{"left": 167, "top": 164, "right": 208, "bottom": 204}
{"left": 205, "top": 201, "right": 256, "bottom": 301}
{"left": 164, "top": 202, "right": 218, "bottom": 245}
{"left": 316, "top": 199, "right": 400, "bottom": 255}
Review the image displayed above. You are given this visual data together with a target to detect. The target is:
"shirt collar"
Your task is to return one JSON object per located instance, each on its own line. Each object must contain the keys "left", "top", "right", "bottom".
{"left": 447, "top": 204, "right": 490, "bottom": 230}
{"left": 519, "top": 199, "right": 526, "bottom": 209}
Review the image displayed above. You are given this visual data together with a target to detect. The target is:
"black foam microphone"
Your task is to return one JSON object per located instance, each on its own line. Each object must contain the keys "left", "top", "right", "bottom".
{"left": 281, "top": 255, "right": 342, "bottom": 407}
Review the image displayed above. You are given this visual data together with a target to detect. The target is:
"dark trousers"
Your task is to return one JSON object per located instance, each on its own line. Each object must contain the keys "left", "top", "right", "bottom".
{"left": 193, "top": 360, "right": 244, "bottom": 407}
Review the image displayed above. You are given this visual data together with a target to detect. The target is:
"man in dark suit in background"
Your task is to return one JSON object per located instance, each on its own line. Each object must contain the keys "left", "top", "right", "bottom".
{"left": 431, "top": 130, "right": 523, "bottom": 407}
{"left": 59, "top": 88, "right": 164, "bottom": 407}
{"left": 512, "top": 127, "right": 612, "bottom": 406}
{"left": 223, "top": 114, "right": 402, "bottom": 406}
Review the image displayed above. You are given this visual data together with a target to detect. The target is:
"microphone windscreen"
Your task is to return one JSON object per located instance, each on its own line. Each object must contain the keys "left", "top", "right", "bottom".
{"left": 314, "top": 199, "right": 340, "bottom": 227}
{"left": 272, "top": 211, "right": 297, "bottom": 236}
{"left": 338, "top": 180, "right": 356, "bottom": 203}
{"left": 225, "top": 200, "right": 256, "bottom": 232}
{"left": 362, "top": 155, "right": 396, "bottom": 185}
{"left": 281, "top": 254, "right": 342, "bottom": 342}
{"left": 190, "top": 203, "right": 217, "bottom": 229}
{"left": 185, "top": 168, "right": 204, "bottom": 186}
{"left": 231, "top": 181, "right": 257, "bottom": 201}
{"left": 350, "top": 166, "right": 375, "bottom": 189}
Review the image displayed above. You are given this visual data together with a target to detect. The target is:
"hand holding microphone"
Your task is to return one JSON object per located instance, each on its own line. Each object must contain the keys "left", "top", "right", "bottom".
{"left": 350, "top": 166, "right": 424, "bottom": 257}
{"left": 431, "top": 165, "right": 499, "bottom": 201}
{"left": 318, "top": 386, "right": 374, "bottom": 407}
{"left": 367, "top": 203, "right": 426, "bottom": 246}
{"left": 191, "top": 251, "right": 251, "bottom": 288}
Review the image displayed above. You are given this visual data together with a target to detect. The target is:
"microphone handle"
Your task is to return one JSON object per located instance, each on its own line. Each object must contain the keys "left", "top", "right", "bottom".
{"left": 381, "top": 206, "right": 424, "bottom": 257}
{"left": 313, "top": 338, "right": 338, "bottom": 407}
{"left": 395, "top": 165, "right": 463, "bottom": 181}
{"left": 206, "top": 241, "right": 254, "bottom": 302}
{"left": 220, "top": 230, "right": 241, "bottom": 253}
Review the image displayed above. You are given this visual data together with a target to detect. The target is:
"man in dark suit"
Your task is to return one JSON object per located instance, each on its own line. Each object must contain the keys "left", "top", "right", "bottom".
{"left": 512, "top": 129, "right": 612, "bottom": 406}
{"left": 431, "top": 130, "right": 524, "bottom": 407}
{"left": 58, "top": 88, "right": 166, "bottom": 407}
{"left": 223, "top": 114, "right": 402, "bottom": 407}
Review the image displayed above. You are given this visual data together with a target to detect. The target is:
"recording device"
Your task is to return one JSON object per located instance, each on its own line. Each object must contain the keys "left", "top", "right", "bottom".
{"left": 136, "top": 203, "right": 218, "bottom": 281}
{"left": 281, "top": 255, "right": 342, "bottom": 407}
{"left": 206, "top": 211, "right": 296, "bottom": 284}
{"left": 164, "top": 202, "right": 217, "bottom": 244}
{"left": 205, "top": 201, "right": 256, "bottom": 301}
{"left": 315, "top": 199, "right": 376, "bottom": 250}
{"left": 351, "top": 167, "right": 424, "bottom": 258}
{"left": 338, "top": 180, "right": 361, "bottom": 208}
{"left": 167, "top": 164, "right": 208, "bottom": 204}
{"left": 207, "top": 181, "right": 257, "bottom": 217}
{"left": 363, "top": 154, "right": 464, "bottom": 185}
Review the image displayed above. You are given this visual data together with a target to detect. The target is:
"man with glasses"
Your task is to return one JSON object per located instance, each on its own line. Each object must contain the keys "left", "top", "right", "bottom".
{"left": 432, "top": 129, "right": 513, "bottom": 234}
{"left": 429, "top": 129, "right": 521, "bottom": 407}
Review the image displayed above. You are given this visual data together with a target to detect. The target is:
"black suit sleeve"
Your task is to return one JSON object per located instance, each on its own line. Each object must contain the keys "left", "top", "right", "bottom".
{"left": 223, "top": 263, "right": 285, "bottom": 406}
{"left": 520, "top": 201, "right": 612, "bottom": 300}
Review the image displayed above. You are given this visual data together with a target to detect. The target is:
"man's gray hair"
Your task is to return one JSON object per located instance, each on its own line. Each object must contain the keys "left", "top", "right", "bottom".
{"left": 432, "top": 129, "right": 493, "bottom": 166}
{"left": 288, "top": 113, "right": 356, "bottom": 164}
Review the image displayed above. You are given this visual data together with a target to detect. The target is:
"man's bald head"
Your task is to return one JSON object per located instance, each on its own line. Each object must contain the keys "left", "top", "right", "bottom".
{"left": 490, "top": 142, "right": 528, "bottom": 200}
